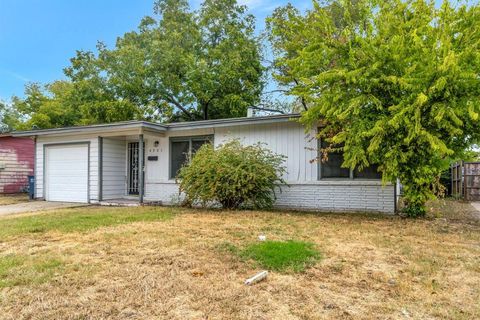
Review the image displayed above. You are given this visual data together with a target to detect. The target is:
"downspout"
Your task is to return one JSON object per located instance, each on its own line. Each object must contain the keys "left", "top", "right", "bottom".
{"left": 394, "top": 178, "right": 401, "bottom": 214}
{"left": 33, "top": 135, "right": 37, "bottom": 199}
{"left": 98, "top": 136, "right": 103, "bottom": 202}
{"left": 139, "top": 133, "right": 144, "bottom": 204}
{"left": 394, "top": 179, "right": 397, "bottom": 214}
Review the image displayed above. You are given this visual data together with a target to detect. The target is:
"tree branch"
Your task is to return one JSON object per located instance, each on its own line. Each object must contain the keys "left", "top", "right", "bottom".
{"left": 249, "top": 105, "right": 286, "bottom": 114}
{"left": 263, "top": 89, "right": 290, "bottom": 94}
{"left": 165, "top": 94, "right": 195, "bottom": 120}
{"left": 293, "top": 79, "right": 308, "bottom": 111}
{"left": 202, "top": 95, "right": 216, "bottom": 120}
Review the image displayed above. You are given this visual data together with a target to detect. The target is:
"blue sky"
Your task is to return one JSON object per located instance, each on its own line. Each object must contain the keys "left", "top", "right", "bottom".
{"left": 0, "top": 0, "right": 311, "bottom": 102}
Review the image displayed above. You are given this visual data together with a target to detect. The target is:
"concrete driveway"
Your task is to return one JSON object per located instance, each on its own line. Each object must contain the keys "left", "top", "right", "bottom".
{"left": 470, "top": 202, "right": 480, "bottom": 220}
{"left": 0, "top": 201, "right": 87, "bottom": 217}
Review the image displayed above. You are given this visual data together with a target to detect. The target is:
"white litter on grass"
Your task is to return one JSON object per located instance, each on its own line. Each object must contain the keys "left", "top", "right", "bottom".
{"left": 258, "top": 234, "right": 266, "bottom": 241}
{"left": 245, "top": 271, "right": 268, "bottom": 285}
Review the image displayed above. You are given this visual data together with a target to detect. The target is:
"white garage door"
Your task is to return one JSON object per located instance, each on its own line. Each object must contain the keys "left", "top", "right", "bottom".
{"left": 45, "top": 144, "right": 89, "bottom": 203}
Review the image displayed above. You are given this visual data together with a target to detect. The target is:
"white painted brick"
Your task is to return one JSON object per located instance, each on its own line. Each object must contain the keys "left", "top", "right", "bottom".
{"left": 144, "top": 182, "right": 395, "bottom": 214}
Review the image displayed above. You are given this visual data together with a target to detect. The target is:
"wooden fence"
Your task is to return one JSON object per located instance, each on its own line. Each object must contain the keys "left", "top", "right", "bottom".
{"left": 451, "top": 161, "right": 480, "bottom": 201}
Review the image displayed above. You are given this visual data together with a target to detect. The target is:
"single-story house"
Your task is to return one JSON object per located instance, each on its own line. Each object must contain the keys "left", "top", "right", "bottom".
{"left": 12, "top": 114, "right": 396, "bottom": 213}
{"left": 0, "top": 133, "right": 35, "bottom": 193}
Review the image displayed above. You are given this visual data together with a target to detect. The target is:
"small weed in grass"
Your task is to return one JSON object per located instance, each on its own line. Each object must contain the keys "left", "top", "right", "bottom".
{"left": 241, "top": 240, "right": 321, "bottom": 272}
{"left": 216, "top": 241, "right": 240, "bottom": 255}
{"left": 0, "top": 254, "right": 64, "bottom": 288}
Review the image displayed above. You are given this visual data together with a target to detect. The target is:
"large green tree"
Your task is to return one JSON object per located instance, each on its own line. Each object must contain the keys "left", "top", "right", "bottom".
{"left": 0, "top": 101, "right": 21, "bottom": 132}
{"left": 268, "top": 0, "right": 480, "bottom": 216}
{"left": 10, "top": 0, "right": 264, "bottom": 129}
{"left": 266, "top": 0, "right": 365, "bottom": 111}
{"left": 66, "top": 0, "right": 264, "bottom": 122}
{"left": 10, "top": 82, "right": 79, "bottom": 130}
{"left": 10, "top": 81, "right": 141, "bottom": 130}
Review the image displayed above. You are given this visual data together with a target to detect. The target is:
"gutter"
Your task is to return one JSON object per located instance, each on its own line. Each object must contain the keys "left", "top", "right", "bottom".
{"left": 11, "top": 114, "right": 301, "bottom": 137}
{"left": 12, "top": 121, "right": 167, "bottom": 137}
{"left": 166, "top": 114, "right": 300, "bottom": 131}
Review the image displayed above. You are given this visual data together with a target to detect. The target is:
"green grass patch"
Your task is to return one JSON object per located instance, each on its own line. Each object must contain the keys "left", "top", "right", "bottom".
{"left": 0, "top": 254, "right": 64, "bottom": 288}
{"left": 241, "top": 240, "right": 321, "bottom": 272}
{"left": 0, "top": 206, "right": 174, "bottom": 238}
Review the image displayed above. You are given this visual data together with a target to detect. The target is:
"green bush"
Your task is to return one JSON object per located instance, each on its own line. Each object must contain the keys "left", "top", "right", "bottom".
{"left": 178, "top": 140, "right": 287, "bottom": 209}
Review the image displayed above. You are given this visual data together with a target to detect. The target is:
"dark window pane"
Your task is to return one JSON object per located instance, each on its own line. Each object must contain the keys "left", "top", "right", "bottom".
{"left": 191, "top": 139, "right": 211, "bottom": 154}
{"left": 320, "top": 140, "right": 350, "bottom": 178}
{"left": 170, "top": 141, "right": 189, "bottom": 179}
{"left": 354, "top": 164, "right": 382, "bottom": 179}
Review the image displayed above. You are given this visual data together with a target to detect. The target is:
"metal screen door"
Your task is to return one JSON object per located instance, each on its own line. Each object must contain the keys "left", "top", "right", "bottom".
{"left": 127, "top": 142, "right": 144, "bottom": 195}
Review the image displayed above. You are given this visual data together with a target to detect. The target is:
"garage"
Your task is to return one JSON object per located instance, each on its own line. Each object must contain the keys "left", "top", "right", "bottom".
{"left": 45, "top": 144, "right": 89, "bottom": 203}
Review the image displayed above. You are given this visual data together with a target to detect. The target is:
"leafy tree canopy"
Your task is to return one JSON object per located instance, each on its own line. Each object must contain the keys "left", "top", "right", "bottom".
{"left": 11, "top": 0, "right": 264, "bottom": 129}
{"left": 0, "top": 101, "right": 22, "bottom": 133}
{"left": 268, "top": 0, "right": 480, "bottom": 216}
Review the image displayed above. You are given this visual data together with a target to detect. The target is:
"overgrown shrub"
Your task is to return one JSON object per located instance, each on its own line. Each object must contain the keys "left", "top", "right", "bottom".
{"left": 178, "top": 140, "right": 287, "bottom": 209}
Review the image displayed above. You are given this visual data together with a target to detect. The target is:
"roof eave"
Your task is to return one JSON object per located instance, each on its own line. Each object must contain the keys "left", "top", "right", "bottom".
{"left": 12, "top": 121, "right": 167, "bottom": 137}
{"left": 11, "top": 114, "right": 302, "bottom": 137}
{"left": 166, "top": 114, "right": 301, "bottom": 131}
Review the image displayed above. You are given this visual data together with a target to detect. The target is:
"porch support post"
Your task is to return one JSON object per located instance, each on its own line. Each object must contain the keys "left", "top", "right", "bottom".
{"left": 139, "top": 134, "right": 144, "bottom": 204}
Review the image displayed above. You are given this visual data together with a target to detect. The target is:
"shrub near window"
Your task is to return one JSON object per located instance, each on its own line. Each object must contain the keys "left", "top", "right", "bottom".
{"left": 178, "top": 140, "right": 287, "bottom": 209}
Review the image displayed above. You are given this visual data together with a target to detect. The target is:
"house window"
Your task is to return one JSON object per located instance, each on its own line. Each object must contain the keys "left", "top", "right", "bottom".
{"left": 354, "top": 164, "right": 382, "bottom": 179}
{"left": 318, "top": 139, "right": 381, "bottom": 180}
{"left": 170, "top": 136, "right": 213, "bottom": 179}
{"left": 319, "top": 140, "right": 350, "bottom": 178}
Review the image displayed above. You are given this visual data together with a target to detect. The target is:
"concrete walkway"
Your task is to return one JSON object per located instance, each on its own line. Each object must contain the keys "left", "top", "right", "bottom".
{"left": 469, "top": 202, "right": 480, "bottom": 220}
{"left": 0, "top": 201, "right": 87, "bottom": 217}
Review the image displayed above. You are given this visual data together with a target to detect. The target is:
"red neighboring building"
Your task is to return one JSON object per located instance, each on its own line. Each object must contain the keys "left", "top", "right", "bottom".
{"left": 0, "top": 134, "right": 34, "bottom": 193}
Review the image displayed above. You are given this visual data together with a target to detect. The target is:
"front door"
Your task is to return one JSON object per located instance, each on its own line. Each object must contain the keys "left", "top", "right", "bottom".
{"left": 127, "top": 142, "right": 144, "bottom": 195}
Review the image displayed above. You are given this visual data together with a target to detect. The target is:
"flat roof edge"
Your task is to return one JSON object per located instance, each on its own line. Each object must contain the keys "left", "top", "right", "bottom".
{"left": 12, "top": 114, "right": 301, "bottom": 137}
{"left": 12, "top": 121, "right": 167, "bottom": 137}
{"left": 167, "top": 114, "right": 300, "bottom": 130}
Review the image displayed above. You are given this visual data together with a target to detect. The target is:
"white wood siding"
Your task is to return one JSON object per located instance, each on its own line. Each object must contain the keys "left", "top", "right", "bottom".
{"left": 145, "top": 128, "right": 214, "bottom": 183}
{"left": 102, "top": 138, "right": 126, "bottom": 199}
{"left": 143, "top": 121, "right": 395, "bottom": 213}
{"left": 33, "top": 120, "right": 395, "bottom": 213}
{"left": 145, "top": 123, "right": 316, "bottom": 183}
{"left": 215, "top": 122, "right": 318, "bottom": 182}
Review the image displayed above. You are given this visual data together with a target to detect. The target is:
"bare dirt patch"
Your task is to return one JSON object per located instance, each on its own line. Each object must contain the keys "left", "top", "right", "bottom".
{"left": 0, "top": 203, "right": 479, "bottom": 319}
{"left": 0, "top": 194, "right": 29, "bottom": 206}
{"left": 428, "top": 198, "right": 480, "bottom": 224}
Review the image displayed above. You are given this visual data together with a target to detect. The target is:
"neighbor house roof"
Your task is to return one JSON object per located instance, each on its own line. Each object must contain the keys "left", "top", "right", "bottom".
{"left": 12, "top": 114, "right": 301, "bottom": 137}
{"left": 11, "top": 121, "right": 167, "bottom": 137}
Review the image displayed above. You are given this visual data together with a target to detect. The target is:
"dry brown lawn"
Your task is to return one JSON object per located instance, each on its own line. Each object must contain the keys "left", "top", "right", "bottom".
{"left": 0, "top": 193, "right": 29, "bottom": 206}
{"left": 0, "top": 201, "right": 479, "bottom": 319}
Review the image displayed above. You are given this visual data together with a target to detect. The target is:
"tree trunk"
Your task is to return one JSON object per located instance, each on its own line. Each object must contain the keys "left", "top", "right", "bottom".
{"left": 204, "top": 103, "right": 209, "bottom": 120}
